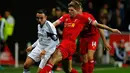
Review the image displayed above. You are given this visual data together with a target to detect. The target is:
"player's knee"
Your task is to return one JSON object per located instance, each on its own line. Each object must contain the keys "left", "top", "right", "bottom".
{"left": 53, "top": 49, "right": 62, "bottom": 60}
{"left": 87, "top": 55, "right": 94, "bottom": 60}
{"left": 82, "top": 55, "right": 88, "bottom": 63}
{"left": 49, "top": 49, "right": 62, "bottom": 64}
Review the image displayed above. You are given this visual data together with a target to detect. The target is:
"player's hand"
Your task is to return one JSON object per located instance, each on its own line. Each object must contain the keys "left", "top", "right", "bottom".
{"left": 112, "top": 29, "right": 121, "bottom": 34}
{"left": 104, "top": 42, "right": 112, "bottom": 51}
{"left": 26, "top": 46, "right": 32, "bottom": 52}
{"left": 40, "top": 50, "right": 46, "bottom": 58}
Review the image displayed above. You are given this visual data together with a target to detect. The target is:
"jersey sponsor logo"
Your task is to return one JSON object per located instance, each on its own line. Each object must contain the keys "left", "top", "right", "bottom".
{"left": 64, "top": 23, "right": 75, "bottom": 27}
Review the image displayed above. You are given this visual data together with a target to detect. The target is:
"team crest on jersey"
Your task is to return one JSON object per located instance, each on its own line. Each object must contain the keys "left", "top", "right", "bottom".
{"left": 72, "top": 23, "right": 75, "bottom": 27}
{"left": 64, "top": 23, "right": 75, "bottom": 27}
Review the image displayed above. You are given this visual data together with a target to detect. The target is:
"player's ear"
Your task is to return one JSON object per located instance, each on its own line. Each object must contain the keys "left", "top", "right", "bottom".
{"left": 45, "top": 16, "right": 47, "bottom": 19}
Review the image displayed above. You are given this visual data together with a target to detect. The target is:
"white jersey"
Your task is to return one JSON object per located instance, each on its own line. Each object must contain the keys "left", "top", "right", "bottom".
{"left": 32, "top": 20, "right": 59, "bottom": 52}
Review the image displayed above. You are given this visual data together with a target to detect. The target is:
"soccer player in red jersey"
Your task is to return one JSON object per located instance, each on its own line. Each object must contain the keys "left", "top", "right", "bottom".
{"left": 79, "top": 12, "right": 110, "bottom": 73}
{"left": 78, "top": 6, "right": 121, "bottom": 73}
{"left": 40, "top": 1, "right": 85, "bottom": 73}
{"left": 65, "top": 1, "right": 121, "bottom": 73}
{"left": 40, "top": 1, "right": 121, "bottom": 73}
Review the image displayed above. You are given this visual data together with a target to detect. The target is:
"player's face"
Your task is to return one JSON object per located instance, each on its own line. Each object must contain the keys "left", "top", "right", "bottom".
{"left": 36, "top": 13, "right": 47, "bottom": 24}
{"left": 68, "top": 7, "right": 78, "bottom": 17}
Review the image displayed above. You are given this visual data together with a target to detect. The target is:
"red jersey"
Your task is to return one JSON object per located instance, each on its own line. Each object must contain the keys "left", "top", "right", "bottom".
{"left": 80, "top": 12, "right": 100, "bottom": 38}
{"left": 58, "top": 14, "right": 85, "bottom": 42}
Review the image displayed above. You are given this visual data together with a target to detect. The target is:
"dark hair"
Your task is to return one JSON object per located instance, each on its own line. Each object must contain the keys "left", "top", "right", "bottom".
{"left": 55, "top": 7, "right": 62, "bottom": 11}
{"left": 37, "top": 9, "right": 48, "bottom": 16}
{"left": 68, "top": 0, "right": 82, "bottom": 9}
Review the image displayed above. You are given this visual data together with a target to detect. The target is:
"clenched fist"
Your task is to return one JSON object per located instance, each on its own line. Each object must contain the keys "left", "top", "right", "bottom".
{"left": 26, "top": 46, "right": 33, "bottom": 52}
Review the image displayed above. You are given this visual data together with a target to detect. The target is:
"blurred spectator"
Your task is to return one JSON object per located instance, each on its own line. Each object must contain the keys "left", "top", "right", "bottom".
{"left": 86, "top": 1, "right": 96, "bottom": 17}
{"left": 101, "top": 3, "right": 109, "bottom": 15}
{"left": 49, "top": 7, "right": 63, "bottom": 22}
{"left": 124, "top": 42, "right": 130, "bottom": 65}
{"left": 110, "top": 9, "right": 122, "bottom": 30}
{"left": 0, "top": 13, "right": 8, "bottom": 70}
{"left": 49, "top": 7, "right": 64, "bottom": 41}
{"left": 99, "top": 3, "right": 111, "bottom": 20}
{"left": 0, "top": 13, "right": 9, "bottom": 47}
{"left": 117, "top": 0, "right": 124, "bottom": 21}
{"left": 109, "top": 0, "right": 124, "bottom": 30}
{"left": 4, "top": 10, "right": 15, "bottom": 57}
{"left": 4, "top": 10, "right": 15, "bottom": 36}
{"left": 113, "top": 39, "right": 126, "bottom": 67}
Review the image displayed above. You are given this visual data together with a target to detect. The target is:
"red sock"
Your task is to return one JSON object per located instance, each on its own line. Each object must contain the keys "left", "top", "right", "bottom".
{"left": 70, "top": 68, "right": 78, "bottom": 73}
{"left": 88, "top": 60, "right": 94, "bottom": 73}
{"left": 81, "top": 62, "right": 88, "bottom": 73}
{"left": 40, "top": 63, "right": 53, "bottom": 73}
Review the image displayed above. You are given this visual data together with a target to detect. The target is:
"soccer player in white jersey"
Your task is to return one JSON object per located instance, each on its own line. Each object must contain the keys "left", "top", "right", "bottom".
{"left": 23, "top": 9, "right": 59, "bottom": 73}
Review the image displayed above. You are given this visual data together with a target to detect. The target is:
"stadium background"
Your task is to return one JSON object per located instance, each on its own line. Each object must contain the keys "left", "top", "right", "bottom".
{"left": 0, "top": 0, "right": 130, "bottom": 73}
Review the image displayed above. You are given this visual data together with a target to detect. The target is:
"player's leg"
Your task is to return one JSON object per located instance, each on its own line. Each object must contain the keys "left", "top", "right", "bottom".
{"left": 23, "top": 57, "right": 35, "bottom": 73}
{"left": 81, "top": 54, "right": 88, "bottom": 73}
{"left": 40, "top": 48, "right": 63, "bottom": 73}
{"left": 23, "top": 46, "right": 41, "bottom": 73}
{"left": 87, "top": 36, "right": 99, "bottom": 73}
{"left": 68, "top": 59, "right": 78, "bottom": 73}
{"left": 37, "top": 52, "right": 53, "bottom": 73}
{"left": 62, "top": 57, "right": 78, "bottom": 73}
{"left": 80, "top": 38, "right": 89, "bottom": 73}
{"left": 87, "top": 50, "right": 95, "bottom": 73}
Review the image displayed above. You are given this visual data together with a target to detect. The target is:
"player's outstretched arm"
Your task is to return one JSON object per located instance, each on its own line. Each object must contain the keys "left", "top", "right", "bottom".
{"left": 53, "top": 20, "right": 61, "bottom": 27}
{"left": 92, "top": 21, "right": 121, "bottom": 34}
{"left": 98, "top": 28, "right": 111, "bottom": 50}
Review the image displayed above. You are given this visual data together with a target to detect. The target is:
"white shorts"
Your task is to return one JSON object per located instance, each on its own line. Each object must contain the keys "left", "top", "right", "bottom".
{"left": 28, "top": 46, "right": 56, "bottom": 68}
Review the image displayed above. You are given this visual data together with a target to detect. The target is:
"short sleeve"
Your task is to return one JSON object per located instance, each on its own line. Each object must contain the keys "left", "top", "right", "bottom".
{"left": 85, "top": 13, "right": 96, "bottom": 24}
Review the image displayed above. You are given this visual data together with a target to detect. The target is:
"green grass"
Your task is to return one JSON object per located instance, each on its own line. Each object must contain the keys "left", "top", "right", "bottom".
{"left": 0, "top": 66, "right": 130, "bottom": 73}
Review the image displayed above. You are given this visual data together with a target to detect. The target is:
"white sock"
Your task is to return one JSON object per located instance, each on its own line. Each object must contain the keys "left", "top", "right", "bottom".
{"left": 49, "top": 70, "right": 54, "bottom": 73}
{"left": 23, "top": 69, "right": 31, "bottom": 73}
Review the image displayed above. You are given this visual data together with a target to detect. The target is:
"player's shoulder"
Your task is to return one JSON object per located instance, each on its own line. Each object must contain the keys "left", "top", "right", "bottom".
{"left": 46, "top": 20, "right": 54, "bottom": 27}
{"left": 83, "top": 12, "right": 92, "bottom": 16}
{"left": 46, "top": 20, "right": 56, "bottom": 30}
{"left": 83, "top": 12, "right": 95, "bottom": 20}
{"left": 46, "top": 20, "right": 53, "bottom": 25}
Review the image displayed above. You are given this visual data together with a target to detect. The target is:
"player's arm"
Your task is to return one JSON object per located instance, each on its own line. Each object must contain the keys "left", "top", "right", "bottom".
{"left": 53, "top": 14, "right": 67, "bottom": 27}
{"left": 26, "top": 39, "right": 38, "bottom": 52}
{"left": 31, "top": 39, "right": 39, "bottom": 48}
{"left": 53, "top": 20, "right": 61, "bottom": 27}
{"left": 92, "top": 21, "right": 121, "bottom": 34}
{"left": 98, "top": 28, "right": 111, "bottom": 50}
